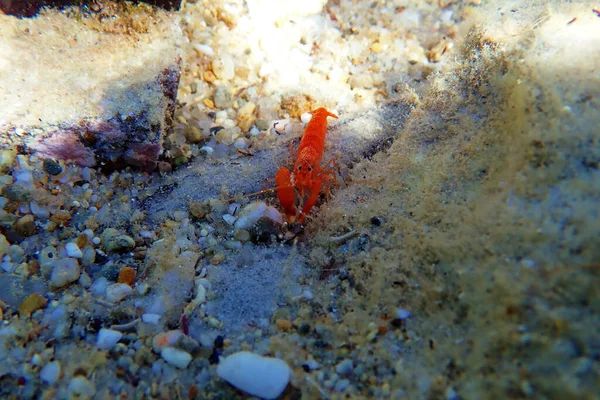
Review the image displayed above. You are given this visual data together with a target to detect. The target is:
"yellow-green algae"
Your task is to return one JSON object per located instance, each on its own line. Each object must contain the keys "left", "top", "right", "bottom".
{"left": 302, "top": 8, "right": 600, "bottom": 399}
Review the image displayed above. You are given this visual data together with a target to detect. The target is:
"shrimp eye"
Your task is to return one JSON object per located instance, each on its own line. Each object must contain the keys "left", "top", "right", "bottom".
{"left": 308, "top": 167, "right": 312, "bottom": 172}
{"left": 297, "top": 166, "right": 302, "bottom": 171}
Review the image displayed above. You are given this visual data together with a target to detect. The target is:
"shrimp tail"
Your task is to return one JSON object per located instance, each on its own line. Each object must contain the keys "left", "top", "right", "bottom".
{"left": 310, "top": 107, "right": 339, "bottom": 120}
{"left": 276, "top": 166, "right": 297, "bottom": 223}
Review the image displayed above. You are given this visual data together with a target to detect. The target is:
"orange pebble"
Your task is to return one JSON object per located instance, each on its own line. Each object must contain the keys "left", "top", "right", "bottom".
{"left": 117, "top": 267, "right": 136, "bottom": 287}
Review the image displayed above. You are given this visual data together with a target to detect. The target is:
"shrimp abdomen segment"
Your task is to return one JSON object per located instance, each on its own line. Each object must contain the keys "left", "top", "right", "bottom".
{"left": 296, "top": 108, "right": 338, "bottom": 164}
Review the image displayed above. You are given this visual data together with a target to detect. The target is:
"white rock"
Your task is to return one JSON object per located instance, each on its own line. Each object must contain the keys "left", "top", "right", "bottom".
{"left": 65, "top": 242, "right": 83, "bottom": 258}
{"left": 222, "top": 213, "right": 238, "bottom": 225}
{"left": 152, "top": 330, "right": 183, "bottom": 353}
{"left": 193, "top": 43, "right": 215, "bottom": 57}
{"left": 234, "top": 202, "right": 283, "bottom": 230}
{"left": 200, "top": 146, "right": 214, "bottom": 155}
{"left": 50, "top": 258, "right": 81, "bottom": 288}
{"left": 31, "top": 353, "right": 42, "bottom": 366}
{"left": 137, "top": 282, "right": 150, "bottom": 295}
{"left": 90, "top": 277, "right": 109, "bottom": 296}
{"left": 105, "top": 283, "right": 132, "bottom": 302}
{"left": 40, "top": 361, "right": 61, "bottom": 384}
{"left": 142, "top": 313, "right": 161, "bottom": 325}
{"left": 96, "top": 328, "right": 123, "bottom": 350}
{"left": 300, "top": 112, "right": 313, "bottom": 124}
{"left": 396, "top": 308, "right": 412, "bottom": 320}
{"left": 161, "top": 347, "right": 192, "bottom": 369}
{"left": 30, "top": 201, "right": 49, "bottom": 219}
{"left": 217, "top": 351, "right": 291, "bottom": 400}
{"left": 67, "top": 376, "right": 96, "bottom": 399}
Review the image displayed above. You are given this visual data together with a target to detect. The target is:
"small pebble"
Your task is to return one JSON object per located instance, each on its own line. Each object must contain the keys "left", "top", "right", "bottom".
{"left": 40, "top": 361, "right": 61, "bottom": 384}
{"left": 65, "top": 242, "right": 83, "bottom": 258}
{"left": 161, "top": 347, "right": 192, "bottom": 369}
{"left": 334, "top": 379, "right": 350, "bottom": 392}
{"left": 222, "top": 214, "right": 237, "bottom": 225}
{"left": 105, "top": 283, "right": 133, "bottom": 302}
{"left": 117, "top": 266, "right": 136, "bottom": 287}
{"left": 152, "top": 330, "right": 183, "bottom": 353}
{"left": 101, "top": 228, "right": 135, "bottom": 253}
{"left": 67, "top": 376, "right": 96, "bottom": 399}
{"left": 91, "top": 277, "right": 109, "bottom": 296}
{"left": 142, "top": 313, "right": 161, "bottom": 325}
{"left": 137, "top": 282, "right": 150, "bottom": 295}
{"left": 19, "top": 293, "right": 47, "bottom": 317}
{"left": 43, "top": 159, "right": 63, "bottom": 175}
{"left": 50, "top": 258, "right": 81, "bottom": 288}
{"left": 396, "top": 308, "right": 412, "bottom": 320}
{"left": 217, "top": 351, "right": 291, "bottom": 400}
{"left": 335, "top": 359, "right": 354, "bottom": 376}
{"left": 96, "top": 328, "right": 123, "bottom": 350}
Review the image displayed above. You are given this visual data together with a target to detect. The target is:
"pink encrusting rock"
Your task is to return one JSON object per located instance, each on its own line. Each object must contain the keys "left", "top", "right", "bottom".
{"left": 0, "top": 6, "right": 182, "bottom": 172}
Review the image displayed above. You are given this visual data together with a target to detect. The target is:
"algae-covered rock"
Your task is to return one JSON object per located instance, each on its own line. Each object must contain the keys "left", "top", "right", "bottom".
{"left": 101, "top": 228, "right": 135, "bottom": 253}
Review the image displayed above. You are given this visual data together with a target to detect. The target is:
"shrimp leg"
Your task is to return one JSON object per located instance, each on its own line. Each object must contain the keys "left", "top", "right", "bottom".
{"left": 276, "top": 166, "right": 297, "bottom": 223}
{"left": 298, "top": 178, "right": 324, "bottom": 223}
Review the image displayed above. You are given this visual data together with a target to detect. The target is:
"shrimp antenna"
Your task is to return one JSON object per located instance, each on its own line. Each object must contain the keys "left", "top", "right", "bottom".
{"left": 223, "top": 178, "right": 385, "bottom": 204}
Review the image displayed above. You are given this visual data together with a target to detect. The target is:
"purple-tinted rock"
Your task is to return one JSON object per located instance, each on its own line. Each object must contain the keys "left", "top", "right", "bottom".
{"left": 0, "top": 5, "right": 182, "bottom": 172}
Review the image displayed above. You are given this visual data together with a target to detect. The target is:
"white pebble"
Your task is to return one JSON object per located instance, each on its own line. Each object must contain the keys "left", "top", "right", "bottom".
{"left": 137, "top": 282, "right": 150, "bottom": 295}
{"left": 105, "top": 283, "right": 132, "bottom": 302}
{"left": 335, "top": 359, "right": 354, "bottom": 376}
{"left": 65, "top": 242, "right": 83, "bottom": 258}
{"left": 78, "top": 272, "right": 92, "bottom": 288}
{"left": 30, "top": 201, "right": 49, "bottom": 219}
{"left": 161, "top": 347, "right": 192, "bottom": 369}
{"left": 193, "top": 43, "right": 215, "bottom": 57}
{"left": 90, "top": 277, "right": 109, "bottom": 296}
{"left": 222, "top": 214, "right": 238, "bottom": 225}
{"left": 300, "top": 112, "right": 313, "bottom": 124}
{"left": 31, "top": 353, "right": 42, "bottom": 366}
{"left": 50, "top": 258, "right": 81, "bottom": 288}
{"left": 142, "top": 313, "right": 161, "bottom": 325}
{"left": 92, "top": 237, "right": 101, "bottom": 245}
{"left": 234, "top": 202, "right": 283, "bottom": 230}
{"left": 396, "top": 308, "right": 411, "bottom": 320}
{"left": 233, "top": 138, "right": 247, "bottom": 149}
{"left": 152, "top": 330, "right": 183, "bottom": 353}
{"left": 96, "top": 328, "right": 123, "bottom": 350}
{"left": 40, "top": 361, "right": 61, "bottom": 384}
{"left": 200, "top": 146, "right": 214, "bottom": 155}
{"left": 67, "top": 376, "right": 96, "bottom": 399}
{"left": 217, "top": 351, "right": 291, "bottom": 400}
{"left": 82, "top": 229, "right": 94, "bottom": 238}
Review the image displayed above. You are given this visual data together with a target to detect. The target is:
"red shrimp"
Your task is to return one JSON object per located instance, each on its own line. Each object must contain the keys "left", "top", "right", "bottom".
{"left": 276, "top": 107, "right": 338, "bottom": 223}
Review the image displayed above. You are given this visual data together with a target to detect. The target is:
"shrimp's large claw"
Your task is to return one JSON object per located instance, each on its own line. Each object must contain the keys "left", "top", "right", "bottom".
{"left": 276, "top": 167, "right": 297, "bottom": 223}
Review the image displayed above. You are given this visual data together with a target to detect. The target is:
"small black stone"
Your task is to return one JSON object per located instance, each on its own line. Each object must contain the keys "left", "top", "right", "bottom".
{"left": 208, "top": 348, "right": 220, "bottom": 365}
{"left": 302, "top": 364, "right": 311, "bottom": 372}
{"left": 209, "top": 126, "right": 224, "bottom": 135}
{"left": 214, "top": 335, "right": 224, "bottom": 349}
{"left": 297, "top": 323, "right": 311, "bottom": 335}
{"left": 43, "top": 159, "right": 63, "bottom": 176}
{"left": 390, "top": 318, "right": 404, "bottom": 328}
{"left": 370, "top": 216, "right": 382, "bottom": 226}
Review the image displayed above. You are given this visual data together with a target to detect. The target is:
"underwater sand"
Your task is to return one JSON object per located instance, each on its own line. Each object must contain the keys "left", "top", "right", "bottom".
{"left": 0, "top": 0, "right": 598, "bottom": 399}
